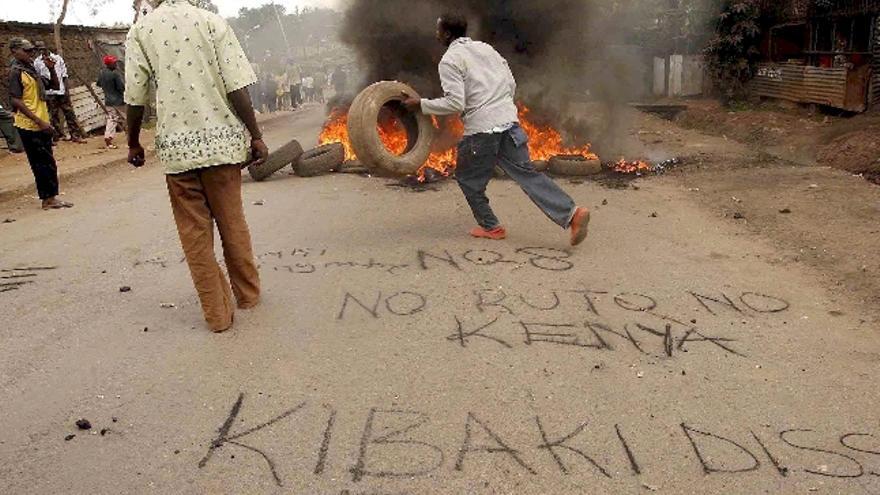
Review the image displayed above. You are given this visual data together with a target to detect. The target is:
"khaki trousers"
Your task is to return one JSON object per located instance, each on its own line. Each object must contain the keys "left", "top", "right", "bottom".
{"left": 166, "top": 164, "right": 260, "bottom": 331}
{"left": 104, "top": 106, "right": 126, "bottom": 141}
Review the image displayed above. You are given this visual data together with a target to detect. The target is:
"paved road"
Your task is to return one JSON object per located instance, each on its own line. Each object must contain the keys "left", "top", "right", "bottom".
{"left": 1, "top": 106, "right": 878, "bottom": 494}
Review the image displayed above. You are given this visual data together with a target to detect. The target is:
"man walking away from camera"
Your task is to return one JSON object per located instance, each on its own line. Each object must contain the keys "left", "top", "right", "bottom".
{"left": 96, "top": 55, "right": 126, "bottom": 149}
{"left": 125, "top": 0, "right": 267, "bottom": 333}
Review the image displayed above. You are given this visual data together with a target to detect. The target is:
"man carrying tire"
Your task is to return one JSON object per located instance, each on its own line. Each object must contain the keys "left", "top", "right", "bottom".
{"left": 403, "top": 13, "right": 590, "bottom": 246}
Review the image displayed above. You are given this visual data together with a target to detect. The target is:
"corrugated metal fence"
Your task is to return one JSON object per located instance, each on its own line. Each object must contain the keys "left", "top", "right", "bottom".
{"left": 752, "top": 62, "right": 850, "bottom": 107}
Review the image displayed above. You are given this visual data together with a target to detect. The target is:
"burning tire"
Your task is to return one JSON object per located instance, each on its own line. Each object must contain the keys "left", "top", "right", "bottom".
{"left": 549, "top": 155, "right": 602, "bottom": 176}
{"left": 248, "top": 139, "right": 304, "bottom": 182}
{"left": 347, "top": 81, "right": 435, "bottom": 176}
{"left": 533, "top": 160, "right": 550, "bottom": 173}
{"left": 337, "top": 160, "right": 370, "bottom": 174}
{"left": 294, "top": 143, "right": 345, "bottom": 177}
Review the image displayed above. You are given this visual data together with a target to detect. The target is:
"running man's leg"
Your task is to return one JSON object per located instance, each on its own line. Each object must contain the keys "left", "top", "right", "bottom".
{"left": 497, "top": 126, "right": 576, "bottom": 228}
{"left": 455, "top": 133, "right": 503, "bottom": 230}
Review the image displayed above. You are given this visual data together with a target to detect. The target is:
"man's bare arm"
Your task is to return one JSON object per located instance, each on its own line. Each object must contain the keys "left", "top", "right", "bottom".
{"left": 45, "top": 62, "right": 60, "bottom": 91}
{"left": 228, "top": 87, "right": 268, "bottom": 167}
{"left": 127, "top": 105, "right": 146, "bottom": 167}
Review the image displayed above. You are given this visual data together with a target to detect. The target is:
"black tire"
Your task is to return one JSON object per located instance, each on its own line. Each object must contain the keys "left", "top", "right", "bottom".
{"left": 336, "top": 160, "right": 369, "bottom": 174}
{"left": 347, "top": 81, "right": 434, "bottom": 176}
{"left": 549, "top": 155, "right": 602, "bottom": 176}
{"left": 248, "top": 139, "right": 304, "bottom": 182}
{"left": 294, "top": 143, "right": 345, "bottom": 177}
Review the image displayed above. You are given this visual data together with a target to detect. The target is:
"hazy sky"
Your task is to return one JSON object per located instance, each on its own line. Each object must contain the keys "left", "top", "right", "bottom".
{"left": 0, "top": 0, "right": 341, "bottom": 26}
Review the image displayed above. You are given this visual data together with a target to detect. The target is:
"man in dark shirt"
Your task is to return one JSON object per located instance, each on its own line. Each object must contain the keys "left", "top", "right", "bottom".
{"left": 8, "top": 37, "right": 73, "bottom": 209}
{"left": 96, "top": 55, "right": 125, "bottom": 149}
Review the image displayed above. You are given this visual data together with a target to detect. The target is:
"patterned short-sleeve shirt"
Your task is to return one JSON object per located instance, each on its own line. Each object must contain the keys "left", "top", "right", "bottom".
{"left": 125, "top": 0, "right": 257, "bottom": 174}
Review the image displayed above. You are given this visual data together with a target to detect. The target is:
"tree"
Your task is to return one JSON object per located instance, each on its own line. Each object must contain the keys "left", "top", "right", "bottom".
{"left": 704, "top": 0, "right": 762, "bottom": 103}
{"left": 49, "top": 0, "right": 113, "bottom": 56}
{"left": 192, "top": 0, "right": 219, "bottom": 14}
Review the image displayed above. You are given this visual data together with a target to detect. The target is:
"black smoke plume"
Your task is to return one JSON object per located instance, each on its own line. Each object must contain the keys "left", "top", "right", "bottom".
{"left": 343, "top": 2, "right": 601, "bottom": 121}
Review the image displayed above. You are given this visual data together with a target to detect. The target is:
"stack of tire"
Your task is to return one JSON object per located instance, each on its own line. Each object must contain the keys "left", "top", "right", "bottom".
{"left": 248, "top": 141, "right": 346, "bottom": 182}
{"left": 293, "top": 143, "right": 345, "bottom": 177}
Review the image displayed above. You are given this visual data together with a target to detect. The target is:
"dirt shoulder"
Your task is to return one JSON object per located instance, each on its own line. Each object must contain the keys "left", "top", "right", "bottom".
{"left": 674, "top": 98, "right": 880, "bottom": 181}
{"left": 631, "top": 108, "right": 880, "bottom": 318}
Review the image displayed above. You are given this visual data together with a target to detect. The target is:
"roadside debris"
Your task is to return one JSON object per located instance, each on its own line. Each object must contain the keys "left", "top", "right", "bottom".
{"left": 160, "top": 303, "right": 176, "bottom": 309}
{"left": 2, "top": 218, "right": 15, "bottom": 224}
{"left": 64, "top": 434, "right": 76, "bottom": 441}
{"left": 779, "top": 208, "right": 792, "bottom": 214}
{"left": 119, "top": 286, "right": 131, "bottom": 293}
{"left": 75, "top": 419, "right": 92, "bottom": 430}
{"left": 252, "top": 200, "right": 265, "bottom": 206}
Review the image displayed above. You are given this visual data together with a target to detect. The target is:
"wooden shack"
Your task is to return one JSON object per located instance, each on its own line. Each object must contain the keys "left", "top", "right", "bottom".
{"left": 753, "top": 0, "right": 880, "bottom": 112}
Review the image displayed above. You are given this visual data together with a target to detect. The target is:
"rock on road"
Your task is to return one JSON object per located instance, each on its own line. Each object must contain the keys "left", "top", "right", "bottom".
{"left": 1, "top": 105, "right": 879, "bottom": 494}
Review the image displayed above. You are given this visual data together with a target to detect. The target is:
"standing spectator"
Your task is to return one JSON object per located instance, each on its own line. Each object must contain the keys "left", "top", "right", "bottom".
{"left": 287, "top": 61, "right": 302, "bottom": 109}
{"left": 8, "top": 38, "right": 73, "bottom": 209}
{"left": 96, "top": 55, "right": 125, "bottom": 149}
{"left": 33, "top": 41, "right": 87, "bottom": 144}
{"left": 313, "top": 69, "right": 326, "bottom": 104}
{"left": 274, "top": 70, "right": 289, "bottom": 111}
{"left": 0, "top": 103, "right": 24, "bottom": 153}
{"left": 248, "top": 62, "right": 262, "bottom": 113}
{"left": 331, "top": 66, "right": 348, "bottom": 97}
{"left": 302, "top": 74, "right": 314, "bottom": 103}
{"left": 125, "top": 0, "right": 266, "bottom": 333}
{"left": 264, "top": 74, "right": 277, "bottom": 113}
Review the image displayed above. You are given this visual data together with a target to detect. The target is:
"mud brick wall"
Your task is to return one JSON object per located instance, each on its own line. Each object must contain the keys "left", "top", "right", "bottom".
{"left": 0, "top": 21, "right": 128, "bottom": 107}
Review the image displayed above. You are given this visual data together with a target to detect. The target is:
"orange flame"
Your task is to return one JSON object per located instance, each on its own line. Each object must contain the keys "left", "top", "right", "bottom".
{"left": 318, "top": 102, "right": 599, "bottom": 179}
{"left": 613, "top": 159, "right": 652, "bottom": 174}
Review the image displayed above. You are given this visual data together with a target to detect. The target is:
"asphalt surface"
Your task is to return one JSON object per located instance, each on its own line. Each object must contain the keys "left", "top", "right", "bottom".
{"left": 1, "top": 106, "right": 879, "bottom": 494}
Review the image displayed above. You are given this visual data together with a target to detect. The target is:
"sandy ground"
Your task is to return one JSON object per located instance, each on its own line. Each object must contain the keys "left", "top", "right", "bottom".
{"left": 1, "top": 105, "right": 880, "bottom": 494}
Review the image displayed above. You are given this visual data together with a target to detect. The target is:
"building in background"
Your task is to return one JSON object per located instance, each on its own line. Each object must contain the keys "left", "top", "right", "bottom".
{"left": 753, "top": 0, "right": 880, "bottom": 112}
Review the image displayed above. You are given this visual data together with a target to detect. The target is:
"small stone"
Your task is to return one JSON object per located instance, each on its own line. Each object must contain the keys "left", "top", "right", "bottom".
{"left": 650, "top": 212, "right": 658, "bottom": 218}
{"left": 681, "top": 370, "right": 686, "bottom": 376}
{"left": 112, "top": 417, "right": 118, "bottom": 423}
{"left": 733, "top": 212, "right": 745, "bottom": 219}
{"left": 642, "top": 483, "right": 659, "bottom": 491}
{"left": 160, "top": 303, "right": 176, "bottom": 309}
{"left": 779, "top": 208, "right": 792, "bottom": 214}
{"left": 75, "top": 419, "right": 92, "bottom": 430}
{"left": 174, "top": 449, "right": 181, "bottom": 454}
{"left": 252, "top": 200, "right": 265, "bottom": 206}
{"left": 64, "top": 434, "right": 76, "bottom": 441}
{"left": 2, "top": 218, "right": 15, "bottom": 224}
{"left": 119, "top": 286, "right": 132, "bottom": 293}
{"left": 100, "top": 428, "right": 109, "bottom": 436}
{"left": 690, "top": 319, "right": 697, "bottom": 324}
{"left": 143, "top": 327, "right": 149, "bottom": 332}
{"left": 602, "top": 199, "right": 608, "bottom": 205}
{"left": 637, "top": 371, "right": 645, "bottom": 378}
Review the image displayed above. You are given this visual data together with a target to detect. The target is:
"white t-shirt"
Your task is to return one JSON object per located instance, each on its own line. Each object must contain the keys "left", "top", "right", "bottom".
{"left": 34, "top": 53, "right": 68, "bottom": 96}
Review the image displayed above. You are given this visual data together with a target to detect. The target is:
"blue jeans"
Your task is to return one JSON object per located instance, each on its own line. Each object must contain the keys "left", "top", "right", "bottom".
{"left": 454, "top": 124, "right": 576, "bottom": 230}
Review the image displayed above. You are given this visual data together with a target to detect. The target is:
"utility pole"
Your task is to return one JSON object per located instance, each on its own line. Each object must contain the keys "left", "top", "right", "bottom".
{"left": 271, "top": 2, "right": 292, "bottom": 58}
